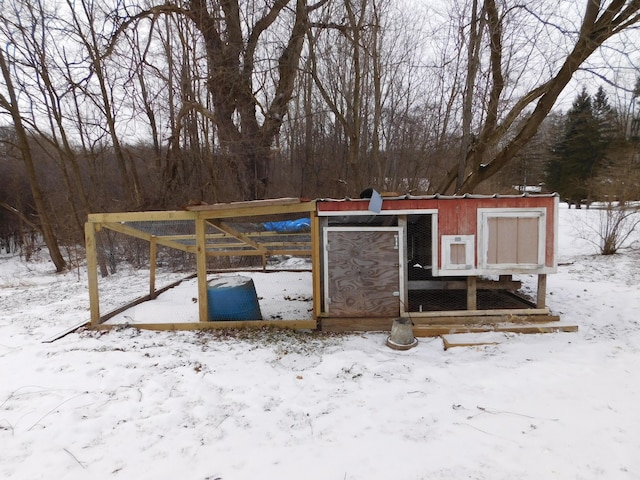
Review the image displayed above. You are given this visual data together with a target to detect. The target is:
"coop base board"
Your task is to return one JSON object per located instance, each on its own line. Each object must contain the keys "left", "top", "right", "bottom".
{"left": 320, "top": 313, "right": 577, "bottom": 337}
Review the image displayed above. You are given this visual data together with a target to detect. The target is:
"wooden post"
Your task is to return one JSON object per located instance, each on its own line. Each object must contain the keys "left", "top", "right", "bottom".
{"left": 311, "top": 210, "right": 322, "bottom": 324}
{"left": 467, "top": 276, "right": 477, "bottom": 310}
{"left": 85, "top": 222, "right": 100, "bottom": 326}
{"left": 537, "top": 274, "right": 547, "bottom": 308}
{"left": 398, "top": 216, "right": 409, "bottom": 315}
{"left": 149, "top": 236, "right": 157, "bottom": 299}
{"left": 196, "top": 217, "right": 208, "bottom": 322}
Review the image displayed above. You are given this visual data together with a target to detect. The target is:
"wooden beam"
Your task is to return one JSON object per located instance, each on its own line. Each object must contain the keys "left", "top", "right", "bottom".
{"left": 258, "top": 241, "right": 312, "bottom": 248}
{"left": 260, "top": 249, "right": 312, "bottom": 256}
{"left": 442, "top": 333, "right": 502, "bottom": 350}
{"left": 102, "top": 220, "right": 151, "bottom": 241}
{"left": 537, "top": 274, "right": 547, "bottom": 308}
{"left": 92, "top": 319, "right": 317, "bottom": 332}
{"left": 467, "top": 276, "right": 477, "bottom": 310}
{"left": 204, "top": 250, "right": 264, "bottom": 257}
{"left": 196, "top": 200, "right": 316, "bottom": 220}
{"left": 42, "top": 320, "right": 90, "bottom": 343}
{"left": 411, "top": 313, "right": 561, "bottom": 325}
{"left": 195, "top": 218, "right": 208, "bottom": 323}
{"left": 101, "top": 222, "right": 192, "bottom": 252}
{"left": 311, "top": 211, "right": 322, "bottom": 320}
{"left": 408, "top": 279, "right": 522, "bottom": 290}
{"left": 210, "top": 219, "right": 266, "bottom": 253}
{"left": 413, "top": 323, "right": 578, "bottom": 337}
{"left": 149, "top": 237, "right": 157, "bottom": 299}
{"left": 319, "top": 312, "right": 563, "bottom": 333}
{"left": 246, "top": 231, "right": 312, "bottom": 238}
{"left": 85, "top": 222, "right": 100, "bottom": 327}
{"left": 206, "top": 241, "right": 257, "bottom": 249}
{"left": 88, "top": 210, "right": 195, "bottom": 223}
{"left": 202, "top": 249, "right": 312, "bottom": 257}
{"left": 407, "top": 307, "right": 551, "bottom": 318}
{"left": 185, "top": 197, "right": 303, "bottom": 212}
{"left": 320, "top": 317, "right": 397, "bottom": 332}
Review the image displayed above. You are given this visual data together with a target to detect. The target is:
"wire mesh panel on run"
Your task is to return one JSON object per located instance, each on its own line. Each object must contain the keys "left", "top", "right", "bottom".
{"left": 88, "top": 210, "right": 314, "bottom": 327}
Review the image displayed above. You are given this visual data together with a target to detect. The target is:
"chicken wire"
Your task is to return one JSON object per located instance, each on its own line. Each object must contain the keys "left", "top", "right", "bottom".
{"left": 91, "top": 213, "right": 313, "bottom": 325}
{"left": 404, "top": 213, "right": 537, "bottom": 313}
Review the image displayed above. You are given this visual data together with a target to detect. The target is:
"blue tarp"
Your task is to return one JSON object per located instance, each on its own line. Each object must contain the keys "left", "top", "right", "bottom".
{"left": 263, "top": 218, "right": 311, "bottom": 233}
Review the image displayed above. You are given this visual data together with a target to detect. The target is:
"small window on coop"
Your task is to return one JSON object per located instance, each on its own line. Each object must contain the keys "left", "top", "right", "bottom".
{"left": 479, "top": 209, "right": 545, "bottom": 269}
{"left": 441, "top": 235, "right": 474, "bottom": 270}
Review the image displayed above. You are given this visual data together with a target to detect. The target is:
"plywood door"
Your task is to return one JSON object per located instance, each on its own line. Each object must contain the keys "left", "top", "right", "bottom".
{"left": 325, "top": 229, "right": 401, "bottom": 317}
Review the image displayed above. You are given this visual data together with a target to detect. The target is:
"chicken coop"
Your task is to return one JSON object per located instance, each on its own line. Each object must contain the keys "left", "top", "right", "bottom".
{"left": 85, "top": 194, "right": 577, "bottom": 336}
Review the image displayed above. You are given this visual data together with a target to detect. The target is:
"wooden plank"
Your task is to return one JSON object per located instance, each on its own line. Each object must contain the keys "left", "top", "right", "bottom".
{"left": 206, "top": 241, "right": 255, "bottom": 249}
{"left": 205, "top": 250, "right": 264, "bottom": 257}
{"left": 537, "top": 274, "right": 547, "bottom": 308}
{"left": 149, "top": 237, "right": 157, "bottom": 298}
{"left": 85, "top": 222, "right": 100, "bottom": 326}
{"left": 246, "top": 231, "right": 312, "bottom": 238}
{"left": 261, "top": 249, "right": 312, "bottom": 256}
{"left": 185, "top": 197, "right": 303, "bottom": 211}
{"left": 311, "top": 212, "right": 322, "bottom": 320}
{"left": 88, "top": 210, "right": 196, "bottom": 223}
{"left": 92, "top": 319, "right": 317, "bottom": 332}
{"left": 42, "top": 319, "right": 90, "bottom": 343}
{"left": 195, "top": 218, "right": 208, "bottom": 323}
{"left": 101, "top": 222, "right": 192, "bottom": 252}
{"left": 408, "top": 279, "right": 522, "bottom": 290}
{"left": 259, "top": 241, "right": 312, "bottom": 248}
{"left": 195, "top": 200, "right": 316, "bottom": 220}
{"left": 204, "top": 249, "right": 311, "bottom": 257}
{"left": 413, "top": 323, "right": 578, "bottom": 337}
{"left": 319, "top": 313, "right": 562, "bottom": 333}
{"left": 210, "top": 219, "right": 266, "bottom": 254}
{"left": 467, "top": 276, "right": 477, "bottom": 310}
{"left": 441, "top": 332, "right": 505, "bottom": 350}
{"left": 320, "top": 317, "right": 397, "bottom": 332}
{"left": 411, "top": 313, "right": 561, "bottom": 325}
{"left": 406, "top": 307, "right": 551, "bottom": 318}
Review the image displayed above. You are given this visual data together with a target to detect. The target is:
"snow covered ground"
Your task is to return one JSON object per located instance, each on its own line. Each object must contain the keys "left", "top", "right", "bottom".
{"left": 1, "top": 204, "right": 639, "bottom": 480}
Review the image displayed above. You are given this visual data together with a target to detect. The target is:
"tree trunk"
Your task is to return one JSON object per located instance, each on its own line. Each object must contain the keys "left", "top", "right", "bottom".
{"left": 0, "top": 50, "right": 67, "bottom": 272}
{"left": 439, "top": 0, "right": 640, "bottom": 195}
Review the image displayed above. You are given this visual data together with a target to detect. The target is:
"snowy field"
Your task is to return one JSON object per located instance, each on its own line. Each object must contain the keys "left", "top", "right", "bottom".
{"left": 1, "top": 204, "right": 639, "bottom": 480}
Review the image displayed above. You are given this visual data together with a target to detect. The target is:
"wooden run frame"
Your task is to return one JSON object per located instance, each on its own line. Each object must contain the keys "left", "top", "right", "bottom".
{"left": 84, "top": 195, "right": 575, "bottom": 337}
{"left": 85, "top": 198, "right": 320, "bottom": 331}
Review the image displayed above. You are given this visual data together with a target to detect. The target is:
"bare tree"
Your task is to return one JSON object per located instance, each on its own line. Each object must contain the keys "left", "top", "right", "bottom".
{"left": 67, "top": 0, "right": 144, "bottom": 206}
{"left": 114, "top": 0, "right": 329, "bottom": 200}
{"left": 437, "top": 0, "right": 640, "bottom": 194}
{"left": 0, "top": 48, "right": 67, "bottom": 271}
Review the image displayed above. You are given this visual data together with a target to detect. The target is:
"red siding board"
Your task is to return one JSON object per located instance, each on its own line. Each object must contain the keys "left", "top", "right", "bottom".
{"left": 317, "top": 196, "right": 557, "bottom": 268}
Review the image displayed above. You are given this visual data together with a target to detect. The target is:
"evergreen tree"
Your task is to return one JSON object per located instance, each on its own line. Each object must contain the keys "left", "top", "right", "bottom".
{"left": 547, "top": 87, "right": 609, "bottom": 206}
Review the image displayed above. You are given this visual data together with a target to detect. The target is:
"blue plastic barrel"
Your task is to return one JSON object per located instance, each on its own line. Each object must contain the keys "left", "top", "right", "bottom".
{"left": 207, "top": 276, "right": 262, "bottom": 321}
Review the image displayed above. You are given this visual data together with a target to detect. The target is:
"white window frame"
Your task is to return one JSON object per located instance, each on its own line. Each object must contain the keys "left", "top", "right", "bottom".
{"left": 441, "top": 235, "right": 475, "bottom": 272}
{"left": 477, "top": 207, "right": 546, "bottom": 272}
